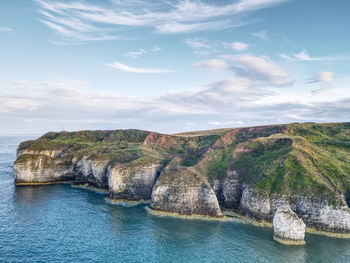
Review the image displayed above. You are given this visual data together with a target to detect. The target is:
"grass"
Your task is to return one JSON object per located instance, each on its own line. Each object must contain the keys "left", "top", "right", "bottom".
{"left": 17, "top": 122, "right": 350, "bottom": 205}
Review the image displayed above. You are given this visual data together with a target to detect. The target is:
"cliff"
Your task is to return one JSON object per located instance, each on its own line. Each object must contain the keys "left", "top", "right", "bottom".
{"left": 13, "top": 123, "right": 350, "bottom": 237}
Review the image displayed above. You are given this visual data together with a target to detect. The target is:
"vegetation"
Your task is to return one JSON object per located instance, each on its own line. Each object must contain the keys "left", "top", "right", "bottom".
{"left": 18, "top": 122, "right": 350, "bottom": 204}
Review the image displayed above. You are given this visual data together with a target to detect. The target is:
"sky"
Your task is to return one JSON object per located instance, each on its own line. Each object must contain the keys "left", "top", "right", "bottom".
{"left": 0, "top": 0, "right": 350, "bottom": 134}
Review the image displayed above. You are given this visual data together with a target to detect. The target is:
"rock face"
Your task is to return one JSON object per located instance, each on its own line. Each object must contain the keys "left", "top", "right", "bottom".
{"left": 73, "top": 158, "right": 110, "bottom": 189}
{"left": 12, "top": 123, "right": 350, "bottom": 236}
{"left": 150, "top": 166, "right": 223, "bottom": 217}
{"left": 14, "top": 154, "right": 73, "bottom": 184}
{"left": 292, "top": 195, "right": 350, "bottom": 233}
{"left": 238, "top": 188, "right": 350, "bottom": 234}
{"left": 108, "top": 161, "right": 161, "bottom": 201}
{"left": 273, "top": 205, "right": 306, "bottom": 245}
{"left": 239, "top": 186, "right": 272, "bottom": 220}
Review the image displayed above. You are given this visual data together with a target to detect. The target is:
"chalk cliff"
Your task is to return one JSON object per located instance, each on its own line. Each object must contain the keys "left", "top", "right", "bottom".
{"left": 13, "top": 123, "right": 350, "bottom": 239}
{"left": 273, "top": 205, "right": 306, "bottom": 245}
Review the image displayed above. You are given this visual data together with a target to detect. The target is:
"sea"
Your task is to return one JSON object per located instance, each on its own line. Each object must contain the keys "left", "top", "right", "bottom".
{"left": 1, "top": 135, "right": 350, "bottom": 263}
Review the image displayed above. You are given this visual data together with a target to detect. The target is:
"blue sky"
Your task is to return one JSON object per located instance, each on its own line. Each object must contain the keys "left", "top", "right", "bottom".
{"left": 0, "top": 0, "right": 350, "bottom": 134}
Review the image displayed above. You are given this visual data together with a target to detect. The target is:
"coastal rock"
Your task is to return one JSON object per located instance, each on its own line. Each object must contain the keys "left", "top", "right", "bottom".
{"left": 292, "top": 195, "right": 350, "bottom": 233}
{"left": 209, "top": 170, "right": 241, "bottom": 209}
{"left": 14, "top": 154, "right": 73, "bottom": 184}
{"left": 74, "top": 158, "right": 109, "bottom": 189}
{"left": 273, "top": 205, "right": 306, "bottom": 245}
{"left": 12, "top": 123, "right": 350, "bottom": 236}
{"left": 221, "top": 170, "right": 241, "bottom": 208}
{"left": 239, "top": 186, "right": 271, "bottom": 220}
{"left": 108, "top": 159, "right": 162, "bottom": 201}
{"left": 150, "top": 166, "right": 222, "bottom": 217}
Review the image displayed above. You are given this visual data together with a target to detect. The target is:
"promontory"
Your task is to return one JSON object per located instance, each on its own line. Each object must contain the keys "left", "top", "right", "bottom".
{"left": 14, "top": 123, "right": 350, "bottom": 244}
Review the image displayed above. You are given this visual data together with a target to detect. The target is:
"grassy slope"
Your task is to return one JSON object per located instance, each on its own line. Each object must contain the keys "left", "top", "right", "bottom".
{"left": 17, "top": 123, "right": 350, "bottom": 204}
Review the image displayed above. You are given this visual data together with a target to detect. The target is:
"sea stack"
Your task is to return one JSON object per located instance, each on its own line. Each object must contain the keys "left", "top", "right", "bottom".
{"left": 273, "top": 205, "right": 306, "bottom": 245}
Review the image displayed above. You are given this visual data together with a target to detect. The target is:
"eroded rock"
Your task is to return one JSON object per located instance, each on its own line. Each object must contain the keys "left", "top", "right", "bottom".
{"left": 14, "top": 154, "right": 73, "bottom": 184}
{"left": 273, "top": 205, "right": 306, "bottom": 245}
{"left": 108, "top": 159, "right": 162, "bottom": 201}
{"left": 150, "top": 166, "right": 222, "bottom": 217}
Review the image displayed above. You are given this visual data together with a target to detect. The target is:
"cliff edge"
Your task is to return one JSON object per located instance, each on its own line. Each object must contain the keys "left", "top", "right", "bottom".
{"left": 13, "top": 123, "right": 350, "bottom": 237}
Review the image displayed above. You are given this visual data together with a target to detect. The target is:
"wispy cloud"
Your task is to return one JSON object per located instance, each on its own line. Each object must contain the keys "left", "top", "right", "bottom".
{"left": 209, "top": 120, "right": 243, "bottom": 126}
{"left": 305, "top": 71, "right": 334, "bottom": 95}
{"left": 35, "top": 0, "right": 288, "bottom": 41}
{"left": 184, "top": 37, "right": 211, "bottom": 49}
{"left": 204, "top": 53, "right": 292, "bottom": 86}
{"left": 278, "top": 49, "right": 333, "bottom": 61}
{"left": 2, "top": 73, "right": 350, "bottom": 133}
{"left": 193, "top": 59, "right": 229, "bottom": 72}
{"left": 251, "top": 30, "right": 269, "bottom": 41}
{"left": 105, "top": 60, "right": 175, "bottom": 73}
{"left": 0, "top": 27, "right": 12, "bottom": 32}
{"left": 223, "top": 41, "right": 249, "bottom": 51}
{"left": 231, "top": 53, "right": 293, "bottom": 86}
{"left": 124, "top": 46, "right": 161, "bottom": 58}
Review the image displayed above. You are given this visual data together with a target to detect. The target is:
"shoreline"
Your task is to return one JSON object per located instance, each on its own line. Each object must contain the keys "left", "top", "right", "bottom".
{"left": 223, "top": 210, "right": 350, "bottom": 239}
{"left": 106, "top": 197, "right": 151, "bottom": 206}
{"left": 14, "top": 181, "right": 350, "bottom": 239}
{"left": 273, "top": 236, "right": 306, "bottom": 245}
{"left": 146, "top": 207, "right": 230, "bottom": 222}
{"left": 15, "top": 180, "right": 73, "bottom": 186}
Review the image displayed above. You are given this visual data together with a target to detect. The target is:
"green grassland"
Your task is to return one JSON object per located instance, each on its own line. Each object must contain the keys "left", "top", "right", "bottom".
{"left": 17, "top": 123, "right": 350, "bottom": 204}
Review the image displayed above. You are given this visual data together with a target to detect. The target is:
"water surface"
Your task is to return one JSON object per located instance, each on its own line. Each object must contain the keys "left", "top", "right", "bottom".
{"left": 1, "top": 135, "right": 350, "bottom": 263}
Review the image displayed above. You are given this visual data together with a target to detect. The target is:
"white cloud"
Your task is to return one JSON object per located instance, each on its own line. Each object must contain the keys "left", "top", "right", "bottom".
{"left": 35, "top": 0, "right": 288, "bottom": 41}
{"left": 306, "top": 71, "right": 334, "bottom": 95}
{"left": 193, "top": 53, "right": 292, "bottom": 86}
{"left": 105, "top": 61, "right": 175, "bottom": 73}
{"left": 0, "top": 27, "right": 12, "bottom": 32}
{"left": 124, "top": 46, "right": 161, "bottom": 58}
{"left": 294, "top": 49, "right": 322, "bottom": 61}
{"left": 209, "top": 120, "right": 243, "bottom": 126}
{"left": 231, "top": 53, "right": 293, "bottom": 86}
{"left": 317, "top": 71, "right": 334, "bottom": 83}
{"left": 2, "top": 75, "right": 350, "bottom": 133}
{"left": 209, "top": 121, "right": 221, "bottom": 125}
{"left": 230, "top": 41, "right": 249, "bottom": 51}
{"left": 251, "top": 30, "right": 269, "bottom": 41}
{"left": 125, "top": 49, "right": 148, "bottom": 59}
{"left": 278, "top": 49, "right": 341, "bottom": 62}
{"left": 193, "top": 59, "right": 229, "bottom": 72}
{"left": 184, "top": 37, "right": 211, "bottom": 49}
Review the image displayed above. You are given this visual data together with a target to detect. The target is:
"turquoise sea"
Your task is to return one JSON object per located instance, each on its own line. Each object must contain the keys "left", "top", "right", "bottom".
{"left": 1, "top": 135, "right": 350, "bottom": 263}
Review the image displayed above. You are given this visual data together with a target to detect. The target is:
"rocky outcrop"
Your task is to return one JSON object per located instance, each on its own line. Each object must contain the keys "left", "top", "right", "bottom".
{"left": 209, "top": 170, "right": 241, "bottom": 209}
{"left": 273, "top": 205, "right": 306, "bottom": 245}
{"left": 239, "top": 186, "right": 272, "bottom": 220}
{"left": 12, "top": 124, "right": 350, "bottom": 236}
{"left": 150, "top": 165, "right": 222, "bottom": 217}
{"left": 73, "top": 157, "right": 110, "bottom": 189}
{"left": 292, "top": 195, "right": 350, "bottom": 233}
{"left": 14, "top": 154, "right": 73, "bottom": 184}
{"left": 108, "top": 160, "right": 162, "bottom": 201}
{"left": 238, "top": 187, "right": 350, "bottom": 234}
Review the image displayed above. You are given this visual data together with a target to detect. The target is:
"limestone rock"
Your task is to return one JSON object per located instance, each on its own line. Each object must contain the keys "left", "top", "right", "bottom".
{"left": 239, "top": 186, "right": 271, "bottom": 220}
{"left": 14, "top": 154, "right": 73, "bottom": 184}
{"left": 273, "top": 205, "right": 306, "bottom": 245}
{"left": 74, "top": 158, "right": 109, "bottom": 189}
{"left": 150, "top": 166, "right": 222, "bottom": 217}
{"left": 292, "top": 195, "right": 350, "bottom": 233}
{"left": 108, "top": 160, "right": 162, "bottom": 201}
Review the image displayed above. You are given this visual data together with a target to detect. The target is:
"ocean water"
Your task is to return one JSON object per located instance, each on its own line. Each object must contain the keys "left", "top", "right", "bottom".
{"left": 1, "top": 136, "right": 350, "bottom": 263}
